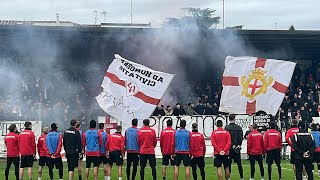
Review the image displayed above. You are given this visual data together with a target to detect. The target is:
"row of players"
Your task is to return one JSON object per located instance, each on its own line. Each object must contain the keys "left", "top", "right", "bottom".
{"left": 3, "top": 115, "right": 319, "bottom": 180}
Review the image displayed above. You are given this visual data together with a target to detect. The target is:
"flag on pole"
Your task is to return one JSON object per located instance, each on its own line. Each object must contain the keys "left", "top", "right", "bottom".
{"left": 96, "top": 54, "right": 175, "bottom": 124}
{"left": 219, "top": 56, "right": 296, "bottom": 116}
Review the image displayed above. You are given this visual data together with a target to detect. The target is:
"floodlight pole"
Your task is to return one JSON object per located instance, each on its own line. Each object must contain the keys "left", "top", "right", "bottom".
{"left": 223, "top": 0, "right": 225, "bottom": 29}
{"left": 131, "top": 0, "right": 133, "bottom": 24}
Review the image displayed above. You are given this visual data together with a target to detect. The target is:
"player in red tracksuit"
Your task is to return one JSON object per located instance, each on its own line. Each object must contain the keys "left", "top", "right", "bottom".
{"left": 37, "top": 127, "right": 49, "bottom": 180}
{"left": 138, "top": 119, "right": 157, "bottom": 180}
{"left": 285, "top": 119, "right": 304, "bottom": 178}
{"left": 19, "top": 121, "right": 36, "bottom": 180}
{"left": 211, "top": 120, "right": 231, "bottom": 180}
{"left": 160, "top": 119, "right": 175, "bottom": 180}
{"left": 190, "top": 123, "right": 206, "bottom": 180}
{"left": 106, "top": 125, "right": 125, "bottom": 180}
{"left": 264, "top": 121, "right": 282, "bottom": 180}
{"left": 4, "top": 124, "right": 20, "bottom": 180}
{"left": 247, "top": 124, "right": 265, "bottom": 180}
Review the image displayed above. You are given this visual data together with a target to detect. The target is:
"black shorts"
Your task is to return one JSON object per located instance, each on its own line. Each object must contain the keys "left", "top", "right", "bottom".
{"left": 229, "top": 149, "right": 241, "bottom": 164}
{"left": 249, "top": 154, "right": 263, "bottom": 162}
{"left": 38, "top": 156, "right": 48, "bottom": 167}
{"left": 48, "top": 158, "right": 63, "bottom": 169}
{"left": 6, "top": 157, "right": 20, "bottom": 167}
{"left": 127, "top": 153, "right": 139, "bottom": 165}
{"left": 214, "top": 154, "right": 230, "bottom": 168}
{"left": 162, "top": 155, "right": 174, "bottom": 166}
{"left": 20, "top": 155, "right": 34, "bottom": 168}
{"left": 314, "top": 152, "right": 320, "bottom": 163}
{"left": 174, "top": 153, "right": 191, "bottom": 167}
{"left": 99, "top": 155, "right": 109, "bottom": 165}
{"left": 267, "top": 149, "right": 281, "bottom": 164}
{"left": 290, "top": 151, "right": 296, "bottom": 164}
{"left": 86, "top": 156, "right": 100, "bottom": 168}
{"left": 191, "top": 156, "right": 205, "bottom": 168}
{"left": 66, "top": 154, "right": 79, "bottom": 172}
{"left": 109, "top": 151, "right": 123, "bottom": 166}
{"left": 140, "top": 154, "right": 156, "bottom": 168}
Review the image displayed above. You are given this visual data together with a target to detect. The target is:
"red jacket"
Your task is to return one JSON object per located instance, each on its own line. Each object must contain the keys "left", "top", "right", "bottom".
{"left": 106, "top": 132, "right": 125, "bottom": 155}
{"left": 247, "top": 130, "right": 265, "bottom": 155}
{"left": 190, "top": 131, "right": 206, "bottom": 157}
{"left": 160, "top": 127, "right": 175, "bottom": 155}
{"left": 211, "top": 128, "right": 231, "bottom": 155}
{"left": 138, "top": 126, "right": 157, "bottom": 154}
{"left": 4, "top": 132, "right": 19, "bottom": 157}
{"left": 264, "top": 129, "right": 282, "bottom": 151}
{"left": 19, "top": 129, "right": 36, "bottom": 156}
{"left": 285, "top": 127, "right": 299, "bottom": 152}
{"left": 37, "top": 134, "right": 49, "bottom": 157}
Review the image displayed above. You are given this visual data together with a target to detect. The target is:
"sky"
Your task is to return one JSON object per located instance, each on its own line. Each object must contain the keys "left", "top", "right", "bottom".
{"left": 0, "top": 0, "right": 319, "bottom": 30}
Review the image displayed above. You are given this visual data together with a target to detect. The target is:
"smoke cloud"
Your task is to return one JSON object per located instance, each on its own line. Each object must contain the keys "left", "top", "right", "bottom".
{"left": 0, "top": 23, "right": 291, "bottom": 129}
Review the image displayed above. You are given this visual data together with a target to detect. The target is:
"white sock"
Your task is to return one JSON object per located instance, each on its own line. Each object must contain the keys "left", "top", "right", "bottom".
{"left": 106, "top": 176, "right": 111, "bottom": 180}
{"left": 119, "top": 177, "right": 122, "bottom": 180}
{"left": 38, "top": 177, "right": 41, "bottom": 180}
{"left": 318, "top": 170, "right": 320, "bottom": 174}
{"left": 105, "top": 176, "right": 107, "bottom": 180}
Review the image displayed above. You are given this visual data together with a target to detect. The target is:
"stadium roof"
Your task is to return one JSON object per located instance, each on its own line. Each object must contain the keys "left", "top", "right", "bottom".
{"left": 0, "top": 25, "right": 319, "bottom": 61}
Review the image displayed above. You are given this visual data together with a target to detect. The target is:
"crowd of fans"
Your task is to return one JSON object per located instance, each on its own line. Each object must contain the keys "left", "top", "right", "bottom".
{"left": 0, "top": 71, "right": 104, "bottom": 129}
{"left": 153, "top": 65, "right": 320, "bottom": 130}
{"left": 0, "top": 61, "right": 319, "bottom": 131}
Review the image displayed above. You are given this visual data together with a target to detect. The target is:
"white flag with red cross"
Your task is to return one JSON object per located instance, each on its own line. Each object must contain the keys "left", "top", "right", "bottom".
{"left": 96, "top": 54, "right": 174, "bottom": 124}
{"left": 219, "top": 56, "right": 296, "bottom": 116}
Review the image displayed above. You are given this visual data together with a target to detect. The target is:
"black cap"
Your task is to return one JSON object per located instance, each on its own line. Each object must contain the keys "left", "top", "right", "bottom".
{"left": 51, "top": 123, "right": 58, "bottom": 130}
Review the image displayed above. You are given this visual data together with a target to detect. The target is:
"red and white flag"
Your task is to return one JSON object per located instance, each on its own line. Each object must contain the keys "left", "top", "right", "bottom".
{"left": 96, "top": 54, "right": 174, "bottom": 124}
{"left": 219, "top": 56, "right": 296, "bottom": 115}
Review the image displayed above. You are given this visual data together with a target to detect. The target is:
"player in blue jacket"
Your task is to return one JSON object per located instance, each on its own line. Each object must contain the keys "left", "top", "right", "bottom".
{"left": 98, "top": 123, "right": 110, "bottom": 180}
{"left": 82, "top": 120, "right": 102, "bottom": 180}
{"left": 125, "top": 119, "right": 140, "bottom": 180}
{"left": 45, "top": 123, "right": 63, "bottom": 180}
{"left": 311, "top": 123, "right": 320, "bottom": 176}
{"left": 173, "top": 120, "right": 191, "bottom": 180}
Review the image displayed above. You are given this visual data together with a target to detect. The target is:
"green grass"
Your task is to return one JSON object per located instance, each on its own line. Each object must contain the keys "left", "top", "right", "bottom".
{"left": 0, "top": 158, "right": 308, "bottom": 180}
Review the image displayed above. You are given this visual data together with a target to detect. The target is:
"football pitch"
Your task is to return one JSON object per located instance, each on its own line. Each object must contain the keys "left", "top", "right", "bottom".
{"left": 0, "top": 159, "right": 305, "bottom": 179}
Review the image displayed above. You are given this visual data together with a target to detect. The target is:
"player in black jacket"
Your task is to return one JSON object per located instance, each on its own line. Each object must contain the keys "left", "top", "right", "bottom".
{"left": 225, "top": 114, "right": 244, "bottom": 180}
{"left": 292, "top": 121, "right": 315, "bottom": 180}
{"left": 63, "top": 119, "right": 82, "bottom": 180}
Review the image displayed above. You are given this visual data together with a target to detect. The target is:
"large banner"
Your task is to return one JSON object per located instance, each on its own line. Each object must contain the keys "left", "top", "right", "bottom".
{"left": 98, "top": 115, "right": 253, "bottom": 138}
{"left": 0, "top": 121, "right": 42, "bottom": 155}
{"left": 96, "top": 54, "right": 175, "bottom": 124}
{"left": 220, "top": 56, "right": 296, "bottom": 115}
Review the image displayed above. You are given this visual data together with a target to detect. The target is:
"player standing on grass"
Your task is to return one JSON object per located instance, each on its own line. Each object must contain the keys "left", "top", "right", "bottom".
{"left": 211, "top": 120, "right": 231, "bottom": 180}
{"left": 310, "top": 123, "right": 320, "bottom": 177}
{"left": 285, "top": 119, "right": 301, "bottom": 178}
{"left": 190, "top": 123, "right": 206, "bottom": 180}
{"left": 247, "top": 123, "right": 265, "bottom": 180}
{"left": 46, "top": 123, "right": 63, "bottom": 180}
{"left": 64, "top": 119, "right": 82, "bottom": 180}
{"left": 76, "top": 121, "right": 84, "bottom": 180}
{"left": 125, "top": 119, "right": 140, "bottom": 180}
{"left": 225, "top": 114, "right": 244, "bottom": 180}
{"left": 37, "top": 127, "right": 49, "bottom": 180}
{"left": 98, "top": 123, "right": 110, "bottom": 180}
{"left": 264, "top": 121, "right": 282, "bottom": 180}
{"left": 160, "top": 119, "right": 175, "bottom": 180}
{"left": 83, "top": 120, "right": 102, "bottom": 180}
{"left": 107, "top": 125, "right": 125, "bottom": 180}
{"left": 292, "top": 121, "right": 315, "bottom": 180}
{"left": 173, "top": 120, "right": 191, "bottom": 180}
{"left": 4, "top": 124, "right": 20, "bottom": 180}
{"left": 19, "top": 121, "right": 36, "bottom": 180}
{"left": 138, "top": 119, "right": 157, "bottom": 180}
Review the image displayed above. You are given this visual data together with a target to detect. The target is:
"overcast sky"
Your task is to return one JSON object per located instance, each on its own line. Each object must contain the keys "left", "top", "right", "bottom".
{"left": 1, "top": 0, "right": 319, "bottom": 30}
